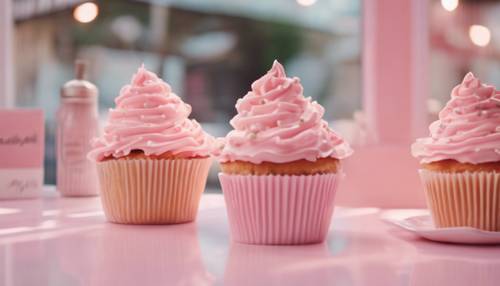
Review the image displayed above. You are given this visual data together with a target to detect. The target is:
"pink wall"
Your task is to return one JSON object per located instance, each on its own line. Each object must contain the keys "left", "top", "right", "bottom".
{"left": 337, "top": 0, "right": 429, "bottom": 208}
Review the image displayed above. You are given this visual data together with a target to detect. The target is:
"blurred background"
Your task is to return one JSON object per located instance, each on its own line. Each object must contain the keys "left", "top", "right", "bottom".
{"left": 13, "top": 0, "right": 362, "bottom": 186}
{"left": 428, "top": 0, "right": 500, "bottom": 113}
{"left": 10, "top": 0, "right": 500, "bottom": 187}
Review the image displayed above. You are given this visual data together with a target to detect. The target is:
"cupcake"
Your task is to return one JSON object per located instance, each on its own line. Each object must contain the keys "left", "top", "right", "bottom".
{"left": 88, "top": 65, "right": 214, "bottom": 224}
{"left": 412, "top": 73, "right": 500, "bottom": 231}
{"left": 217, "top": 60, "right": 353, "bottom": 244}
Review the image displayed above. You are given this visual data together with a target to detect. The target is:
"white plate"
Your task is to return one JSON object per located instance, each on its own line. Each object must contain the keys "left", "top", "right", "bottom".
{"left": 382, "top": 212, "right": 500, "bottom": 245}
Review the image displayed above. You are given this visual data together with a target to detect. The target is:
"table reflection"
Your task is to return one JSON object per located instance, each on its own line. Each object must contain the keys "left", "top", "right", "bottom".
{"left": 2, "top": 192, "right": 499, "bottom": 286}
{"left": 224, "top": 242, "right": 353, "bottom": 285}
{"left": 410, "top": 241, "right": 500, "bottom": 286}
{"left": 59, "top": 223, "right": 214, "bottom": 286}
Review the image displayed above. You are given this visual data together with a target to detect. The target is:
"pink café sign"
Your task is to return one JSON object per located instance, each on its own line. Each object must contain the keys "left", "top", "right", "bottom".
{"left": 0, "top": 109, "right": 44, "bottom": 199}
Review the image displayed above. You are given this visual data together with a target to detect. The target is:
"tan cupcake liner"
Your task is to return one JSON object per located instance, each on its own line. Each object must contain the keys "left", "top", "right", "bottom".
{"left": 419, "top": 169, "right": 500, "bottom": 231}
{"left": 97, "top": 157, "right": 212, "bottom": 224}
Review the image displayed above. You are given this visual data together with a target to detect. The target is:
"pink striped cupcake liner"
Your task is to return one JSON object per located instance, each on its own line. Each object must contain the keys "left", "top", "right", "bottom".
{"left": 419, "top": 169, "right": 500, "bottom": 231}
{"left": 219, "top": 173, "right": 342, "bottom": 245}
{"left": 96, "top": 157, "right": 212, "bottom": 224}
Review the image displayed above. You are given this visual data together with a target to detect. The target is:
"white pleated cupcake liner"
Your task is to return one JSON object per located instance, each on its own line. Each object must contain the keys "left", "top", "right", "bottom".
{"left": 219, "top": 173, "right": 342, "bottom": 245}
{"left": 96, "top": 157, "right": 212, "bottom": 224}
{"left": 419, "top": 169, "right": 500, "bottom": 231}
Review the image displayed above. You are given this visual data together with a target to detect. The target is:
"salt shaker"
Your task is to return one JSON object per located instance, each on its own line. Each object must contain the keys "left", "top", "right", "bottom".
{"left": 56, "top": 60, "right": 99, "bottom": 196}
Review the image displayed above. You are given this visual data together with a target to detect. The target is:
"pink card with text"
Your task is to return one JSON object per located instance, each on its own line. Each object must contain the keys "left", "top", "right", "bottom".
{"left": 0, "top": 109, "right": 44, "bottom": 199}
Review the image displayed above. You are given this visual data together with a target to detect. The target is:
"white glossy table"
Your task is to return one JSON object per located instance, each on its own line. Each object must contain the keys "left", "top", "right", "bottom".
{"left": 0, "top": 186, "right": 499, "bottom": 286}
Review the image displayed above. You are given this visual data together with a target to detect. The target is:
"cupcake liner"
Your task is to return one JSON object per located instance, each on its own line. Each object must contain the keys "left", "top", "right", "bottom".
{"left": 219, "top": 173, "right": 342, "bottom": 245}
{"left": 97, "top": 157, "right": 212, "bottom": 224}
{"left": 419, "top": 169, "right": 500, "bottom": 231}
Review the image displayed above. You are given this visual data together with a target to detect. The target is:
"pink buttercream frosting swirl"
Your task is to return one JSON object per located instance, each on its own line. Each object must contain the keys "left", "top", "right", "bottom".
{"left": 412, "top": 72, "right": 500, "bottom": 164}
{"left": 217, "top": 60, "right": 353, "bottom": 164}
{"left": 88, "top": 65, "right": 214, "bottom": 161}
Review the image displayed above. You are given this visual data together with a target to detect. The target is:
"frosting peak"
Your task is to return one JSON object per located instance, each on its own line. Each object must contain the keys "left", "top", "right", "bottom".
{"left": 88, "top": 65, "right": 214, "bottom": 161}
{"left": 268, "top": 60, "right": 287, "bottom": 77}
{"left": 412, "top": 73, "right": 500, "bottom": 164}
{"left": 218, "top": 60, "right": 353, "bottom": 164}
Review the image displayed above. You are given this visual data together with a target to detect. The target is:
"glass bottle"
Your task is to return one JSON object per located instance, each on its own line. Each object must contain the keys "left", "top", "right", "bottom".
{"left": 56, "top": 60, "right": 99, "bottom": 196}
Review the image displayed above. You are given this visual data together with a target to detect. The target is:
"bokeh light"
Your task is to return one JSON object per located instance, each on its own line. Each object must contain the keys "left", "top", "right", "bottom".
{"left": 441, "top": 0, "right": 459, "bottom": 12}
{"left": 296, "top": 0, "right": 317, "bottom": 7}
{"left": 73, "top": 2, "right": 99, "bottom": 23}
{"left": 469, "top": 25, "right": 491, "bottom": 47}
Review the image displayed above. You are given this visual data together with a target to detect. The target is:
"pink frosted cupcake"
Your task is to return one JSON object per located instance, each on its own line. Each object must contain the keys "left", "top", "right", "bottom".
{"left": 88, "top": 65, "right": 214, "bottom": 224}
{"left": 412, "top": 73, "right": 500, "bottom": 231}
{"left": 217, "top": 61, "right": 353, "bottom": 244}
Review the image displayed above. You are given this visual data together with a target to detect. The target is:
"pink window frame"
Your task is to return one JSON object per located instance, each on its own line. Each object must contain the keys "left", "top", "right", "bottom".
{"left": 337, "top": 0, "right": 429, "bottom": 208}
